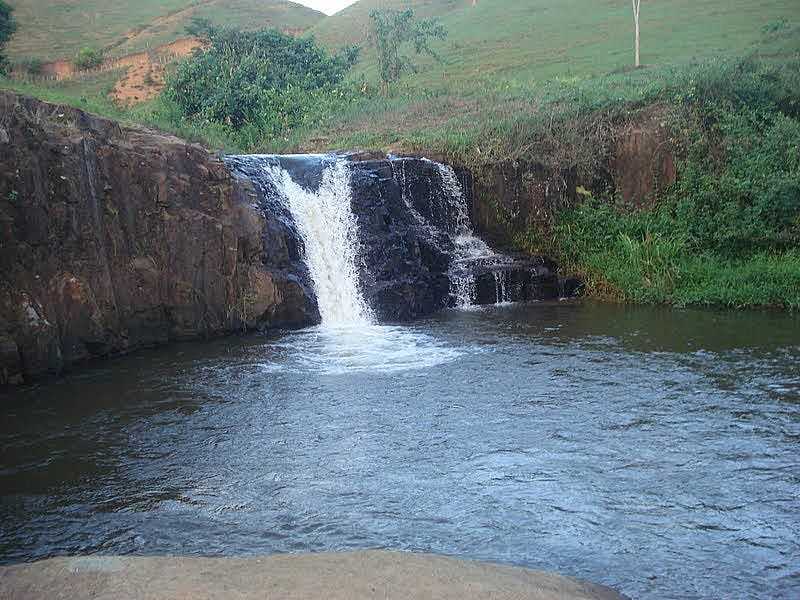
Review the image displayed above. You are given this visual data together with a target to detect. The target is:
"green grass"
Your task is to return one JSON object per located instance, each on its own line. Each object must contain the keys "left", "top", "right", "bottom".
{"left": 314, "top": 0, "right": 798, "bottom": 87}
{"left": 294, "top": 0, "right": 800, "bottom": 165}
{"left": 573, "top": 245, "right": 800, "bottom": 309}
{"left": 2, "top": 70, "right": 129, "bottom": 116}
{"left": 114, "top": 0, "right": 325, "bottom": 58}
{"left": 0, "top": 73, "right": 240, "bottom": 150}
{"left": 311, "top": 0, "right": 463, "bottom": 48}
{"left": 5, "top": 0, "right": 323, "bottom": 62}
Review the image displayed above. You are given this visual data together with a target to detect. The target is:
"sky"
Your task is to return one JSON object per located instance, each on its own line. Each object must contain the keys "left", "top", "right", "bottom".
{"left": 291, "top": 0, "right": 359, "bottom": 15}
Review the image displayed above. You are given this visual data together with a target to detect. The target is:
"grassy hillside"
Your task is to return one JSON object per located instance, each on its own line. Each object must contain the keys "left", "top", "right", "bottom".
{"left": 314, "top": 0, "right": 798, "bottom": 89}
{"left": 311, "top": 0, "right": 464, "bottom": 48}
{"left": 5, "top": 0, "right": 324, "bottom": 62}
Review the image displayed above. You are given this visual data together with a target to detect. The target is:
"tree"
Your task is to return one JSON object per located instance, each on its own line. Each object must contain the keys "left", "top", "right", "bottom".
{"left": 369, "top": 8, "right": 447, "bottom": 95}
{"left": 631, "top": 0, "right": 642, "bottom": 68}
{"left": 0, "top": 1, "right": 16, "bottom": 73}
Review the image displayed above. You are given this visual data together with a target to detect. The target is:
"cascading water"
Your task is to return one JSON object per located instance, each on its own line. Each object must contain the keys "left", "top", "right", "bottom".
{"left": 433, "top": 162, "right": 512, "bottom": 308}
{"left": 266, "top": 158, "right": 374, "bottom": 327}
{"left": 225, "top": 153, "right": 460, "bottom": 373}
{"left": 493, "top": 271, "right": 509, "bottom": 304}
{"left": 226, "top": 151, "right": 560, "bottom": 329}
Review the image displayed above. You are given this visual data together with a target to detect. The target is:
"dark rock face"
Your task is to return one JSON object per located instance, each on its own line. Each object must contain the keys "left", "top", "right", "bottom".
{"left": 348, "top": 158, "right": 455, "bottom": 321}
{"left": 0, "top": 92, "right": 577, "bottom": 384}
{"left": 470, "top": 257, "right": 561, "bottom": 305}
{"left": 0, "top": 91, "right": 317, "bottom": 384}
{"left": 346, "top": 156, "right": 568, "bottom": 318}
{"left": 225, "top": 156, "right": 320, "bottom": 327}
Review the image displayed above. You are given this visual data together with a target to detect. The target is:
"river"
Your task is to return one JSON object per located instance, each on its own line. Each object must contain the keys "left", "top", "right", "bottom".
{"left": 1, "top": 301, "right": 798, "bottom": 599}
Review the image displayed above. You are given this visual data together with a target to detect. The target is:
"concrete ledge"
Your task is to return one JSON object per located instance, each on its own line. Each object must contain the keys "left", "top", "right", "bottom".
{"left": 0, "top": 551, "right": 627, "bottom": 599}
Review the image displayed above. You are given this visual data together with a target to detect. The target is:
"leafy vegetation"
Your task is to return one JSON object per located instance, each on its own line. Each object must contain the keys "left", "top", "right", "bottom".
{"left": 0, "top": 0, "right": 15, "bottom": 73}
{"left": 547, "top": 57, "right": 800, "bottom": 308}
{"left": 73, "top": 47, "right": 105, "bottom": 70}
{"left": 161, "top": 22, "right": 358, "bottom": 146}
{"left": 369, "top": 8, "right": 446, "bottom": 95}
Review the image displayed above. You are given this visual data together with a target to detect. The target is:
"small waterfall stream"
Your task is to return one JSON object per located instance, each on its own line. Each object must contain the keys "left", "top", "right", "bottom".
{"left": 434, "top": 162, "right": 512, "bottom": 308}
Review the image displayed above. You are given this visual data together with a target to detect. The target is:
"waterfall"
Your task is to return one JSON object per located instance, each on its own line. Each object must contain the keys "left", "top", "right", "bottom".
{"left": 225, "top": 152, "right": 541, "bottom": 326}
{"left": 434, "top": 162, "right": 509, "bottom": 308}
{"left": 266, "top": 159, "right": 374, "bottom": 327}
{"left": 493, "top": 271, "right": 509, "bottom": 304}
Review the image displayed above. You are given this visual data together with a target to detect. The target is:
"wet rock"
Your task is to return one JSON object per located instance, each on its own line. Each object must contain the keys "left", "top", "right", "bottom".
{"left": 472, "top": 257, "right": 560, "bottom": 305}
{"left": 0, "top": 335, "right": 22, "bottom": 385}
{"left": 348, "top": 158, "right": 455, "bottom": 321}
{"left": 559, "top": 277, "right": 584, "bottom": 298}
{"left": 0, "top": 91, "right": 317, "bottom": 384}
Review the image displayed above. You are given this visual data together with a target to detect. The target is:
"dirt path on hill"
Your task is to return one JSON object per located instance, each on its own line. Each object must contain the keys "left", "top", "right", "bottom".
{"left": 36, "top": 0, "right": 311, "bottom": 105}
{"left": 109, "top": 38, "right": 204, "bottom": 104}
{"left": 39, "top": 37, "right": 203, "bottom": 104}
{"left": 0, "top": 551, "right": 627, "bottom": 600}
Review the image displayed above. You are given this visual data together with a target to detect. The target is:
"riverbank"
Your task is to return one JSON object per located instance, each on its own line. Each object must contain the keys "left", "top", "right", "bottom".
{"left": 0, "top": 551, "right": 627, "bottom": 600}
{"left": 5, "top": 51, "right": 799, "bottom": 311}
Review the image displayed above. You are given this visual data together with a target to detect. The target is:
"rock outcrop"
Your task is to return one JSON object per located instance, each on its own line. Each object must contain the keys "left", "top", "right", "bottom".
{"left": 349, "top": 157, "right": 456, "bottom": 321}
{"left": 0, "top": 552, "right": 629, "bottom": 600}
{"left": 470, "top": 106, "right": 678, "bottom": 247}
{"left": 0, "top": 92, "right": 579, "bottom": 385}
{"left": 0, "top": 91, "right": 317, "bottom": 385}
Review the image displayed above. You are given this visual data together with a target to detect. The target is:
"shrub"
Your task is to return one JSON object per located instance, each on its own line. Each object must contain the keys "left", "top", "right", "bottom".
{"left": 73, "top": 47, "right": 104, "bottom": 70}
{"left": 163, "top": 24, "right": 358, "bottom": 142}
{"left": 16, "top": 57, "right": 43, "bottom": 76}
{"left": 369, "top": 8, "right": 447, "bottom": 95}
{"left": 547, "top": 56, "right": 800, "bottom": 308}
{"left": 0, "top": 0, "right": 16, "bottom": 73}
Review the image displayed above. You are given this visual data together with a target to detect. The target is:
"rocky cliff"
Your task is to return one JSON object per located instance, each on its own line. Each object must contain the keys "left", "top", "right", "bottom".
{"left": 0, "top": 92, "right": 317, "bottom": 385}
{"left": 468, "top": 106, "right": 678, "bottom": 248}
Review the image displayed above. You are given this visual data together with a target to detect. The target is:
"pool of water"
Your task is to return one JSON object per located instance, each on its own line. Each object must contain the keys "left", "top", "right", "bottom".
{"left": 1, "top": 301, "right": 798, "bottom": 598}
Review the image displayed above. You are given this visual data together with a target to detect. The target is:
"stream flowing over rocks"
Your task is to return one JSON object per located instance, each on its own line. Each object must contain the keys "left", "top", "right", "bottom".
{"left": 0, "top": 92, "right": 569, "bottom": 384}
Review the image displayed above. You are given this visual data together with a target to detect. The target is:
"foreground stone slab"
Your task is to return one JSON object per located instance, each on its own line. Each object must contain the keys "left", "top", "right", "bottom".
{"left": 0, "top": 551, "right": 626, "bottom": 600}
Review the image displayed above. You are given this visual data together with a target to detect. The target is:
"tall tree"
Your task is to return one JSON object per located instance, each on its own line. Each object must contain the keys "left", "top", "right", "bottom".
{"left": 0, "top": 0, "right": 16, "bottom": 72}
{"left": 631, "top": 0, "right": 642, "bottom": 68}
{"left": 369, "top": 8, "right": 447, "bottom": 95}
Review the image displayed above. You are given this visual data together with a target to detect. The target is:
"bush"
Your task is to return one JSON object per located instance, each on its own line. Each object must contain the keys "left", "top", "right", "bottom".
{"left": 16, "top": 57, "right": 44, "bottom": 76}
{"left": 0, "top": 0, "right": 16, "bottom": 74}
{"left": 73, "top": 47, "right": 104, "bottom": 70}
{"left": 163, "top": 24, "right": 358, "bottom": 143}
{"left": 548, "top": 57, "right": 800, "bottom": 308}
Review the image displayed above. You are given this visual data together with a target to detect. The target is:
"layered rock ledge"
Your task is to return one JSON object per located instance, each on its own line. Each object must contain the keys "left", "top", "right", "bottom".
{"left": 0, "top": 92, "right": 318, "bottom": 384}
{"left": 0, "top": 551, "right": 628, "bottom": 600}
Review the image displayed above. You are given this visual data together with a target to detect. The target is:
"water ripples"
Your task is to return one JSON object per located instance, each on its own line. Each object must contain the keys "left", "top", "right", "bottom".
{"left": 1, "top": 302, "right": 799, "bottom": 599}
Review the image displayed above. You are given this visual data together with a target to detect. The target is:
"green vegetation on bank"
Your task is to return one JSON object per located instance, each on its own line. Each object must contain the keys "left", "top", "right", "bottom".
{"left": 0, "top": 0, "right": 15, "bottom": 72}
{"left": 540, "top": 53, "right": 800, "bottom": 309}
{"left": 161, "top": 22, "right": 359, "bottom": 148}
